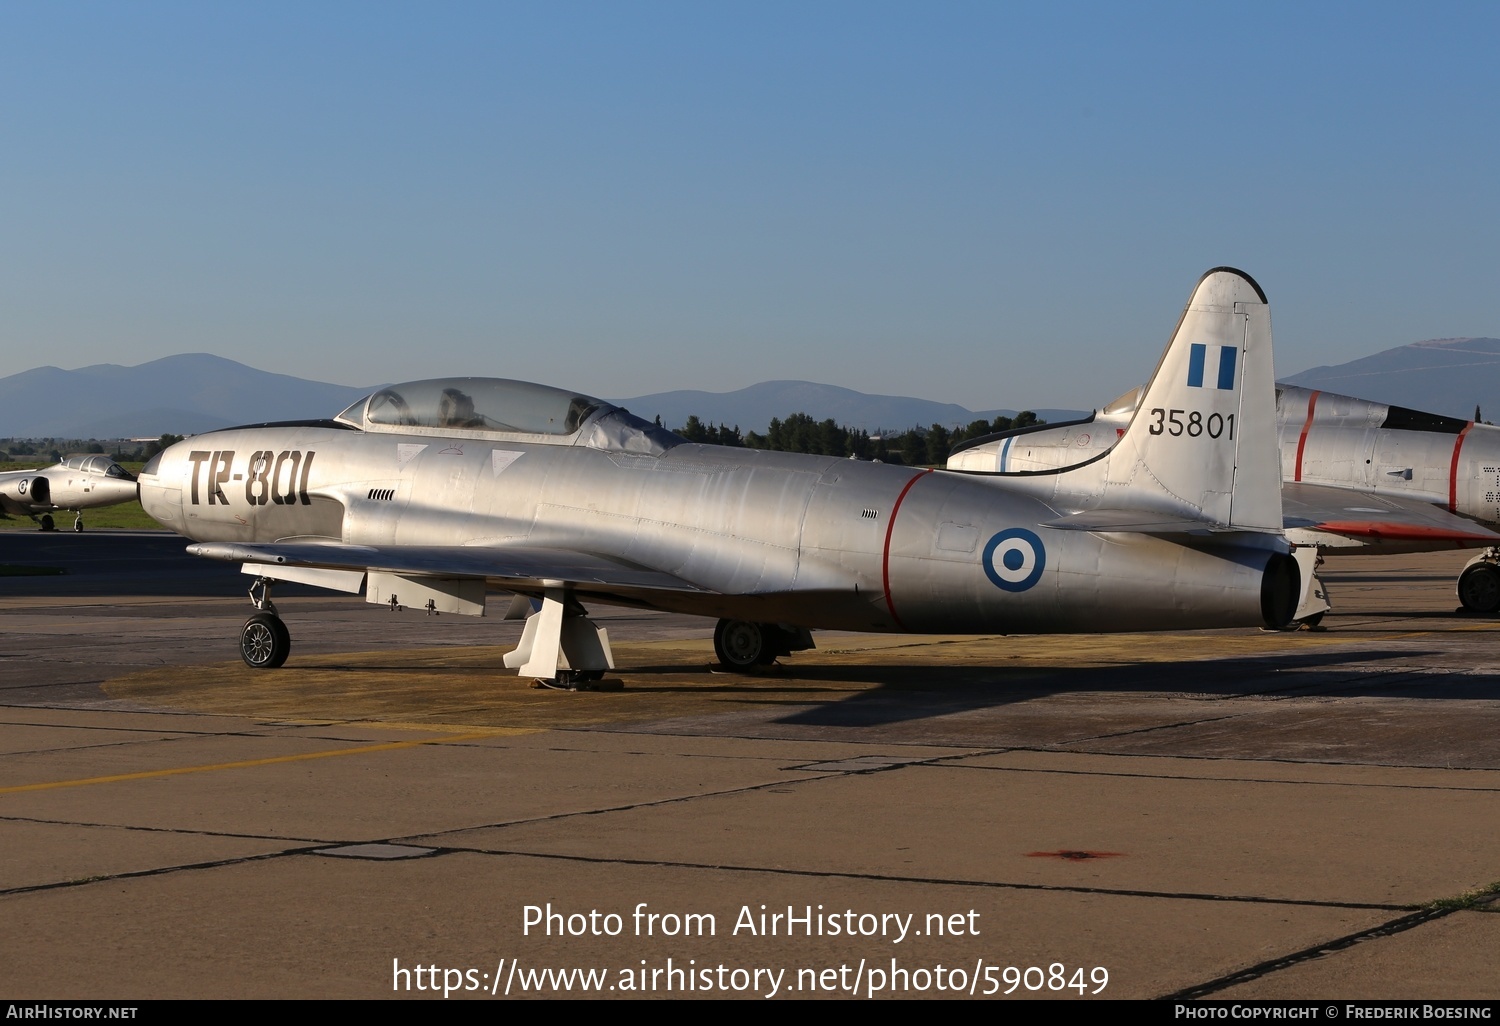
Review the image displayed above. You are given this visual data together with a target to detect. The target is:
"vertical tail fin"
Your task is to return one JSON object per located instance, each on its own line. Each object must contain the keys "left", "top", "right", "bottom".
{"left": 1099, "top": 267, "right": 1281, "bottom": 530}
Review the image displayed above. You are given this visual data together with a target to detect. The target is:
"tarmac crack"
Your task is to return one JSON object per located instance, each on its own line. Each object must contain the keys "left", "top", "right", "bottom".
{"left": 0, "top": 812, "right": 338, "bottom": 846}
{"left": 0, "top": 679, "right": 107, "bottom": 691}
{"left": 404, "top": 752, "right": 995, "bottom": 842}
{"left": 946, "top": 762, "right": 1500, "bottom": 792}
{"left": 1161, "top": 906, "right": 1454, "bottom": 1000}
{"left": 0, "top": 847, "right": 329, "bottom": 899}
{"left": 404, "top": 771, "right": 859, "bottom": 840}
{"left": 1055, "top": 714, "right": 1241, "bottom": 745}
{"left": 417, "top": 846, "right": 1416, "bottom": 913}
{"left": 981, "top": 742, "right": 1500, "bottom": 774}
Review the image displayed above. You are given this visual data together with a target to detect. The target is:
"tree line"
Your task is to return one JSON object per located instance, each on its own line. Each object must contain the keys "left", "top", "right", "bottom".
{"left": 1, "top": 434, "right": 184, "bottom": 464}
{"left": 667, "top": 411, "right": 1043, "bottom": 466}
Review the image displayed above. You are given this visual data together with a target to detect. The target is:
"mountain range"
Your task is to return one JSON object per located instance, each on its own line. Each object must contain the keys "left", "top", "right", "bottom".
{"left": 3, "top": 338, "right": 1498, "bottom": 439}
{"left": 0, "top": 354, "right": 1081, "bottom": 439}
{"left": 0, "top": 354, "right": 376, "bottom": 439}
{"left": 1279, "top": 338, "right": 1500, "bottom": 420}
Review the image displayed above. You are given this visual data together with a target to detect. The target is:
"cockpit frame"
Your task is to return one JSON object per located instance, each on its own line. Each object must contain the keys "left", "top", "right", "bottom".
{"left": 335, "top": 377, "right": 681, "bottom": 455}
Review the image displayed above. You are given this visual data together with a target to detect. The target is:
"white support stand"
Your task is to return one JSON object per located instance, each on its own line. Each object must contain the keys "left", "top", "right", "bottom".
{"left": 503, "top": 589, "right": 614, "bottom": 680}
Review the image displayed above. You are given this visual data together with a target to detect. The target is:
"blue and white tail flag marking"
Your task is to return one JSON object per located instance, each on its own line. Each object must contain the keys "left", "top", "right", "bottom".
{"left": 1187, "top": 343, "right": 1238, "bottom": 390}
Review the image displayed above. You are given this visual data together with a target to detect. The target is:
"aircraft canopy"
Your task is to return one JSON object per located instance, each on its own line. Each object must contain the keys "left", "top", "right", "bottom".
{"left": 338, "top": 378, "right": 606, "bottom": 436}
{"left": 336, "top": 377, "right": 681, "bottom": 454}
{"left": 61, "top": 455, "right": 133, "bottom": 479}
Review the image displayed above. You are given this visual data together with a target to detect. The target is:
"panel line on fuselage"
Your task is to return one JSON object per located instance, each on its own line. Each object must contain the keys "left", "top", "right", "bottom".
{"left": 880, "top": 469, "right": 933, "bottom": 631}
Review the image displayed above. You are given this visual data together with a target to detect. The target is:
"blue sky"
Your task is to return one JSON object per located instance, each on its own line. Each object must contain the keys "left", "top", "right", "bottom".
{"left": 3, "top": 2, "right": 1496, "bottom": 410}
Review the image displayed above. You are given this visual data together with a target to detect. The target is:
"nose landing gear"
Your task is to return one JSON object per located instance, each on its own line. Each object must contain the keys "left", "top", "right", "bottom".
{"left": 240, "top": 578, "right": 291, "bottom": 669}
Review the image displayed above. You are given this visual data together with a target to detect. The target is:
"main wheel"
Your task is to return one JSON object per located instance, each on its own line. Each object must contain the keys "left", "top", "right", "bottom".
{"left": 714, "top": 619, "right": 777, "bottom": 671}
{"left": 241, "top": 612, "right": 291, "bottom": 669}
{"left": 39, "top": 514, "right": 55, "bottom": 531}
{"left": 1457, "top": 563, "right": 1500, "bottom": 614}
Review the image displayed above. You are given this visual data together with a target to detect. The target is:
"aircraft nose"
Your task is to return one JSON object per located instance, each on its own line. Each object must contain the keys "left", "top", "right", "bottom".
{"left": 136, "top": 453, "right": 183, "bottom": 527}
{"left": 107, "top": 477, "right": 141, "bottom": 503}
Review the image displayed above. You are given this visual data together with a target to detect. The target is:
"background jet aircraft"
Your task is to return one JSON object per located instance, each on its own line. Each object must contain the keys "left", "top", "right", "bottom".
{"left": 0, "top": 455, "right": 139, "bottom": 531}
{"left": 137, "top": 268, "right": 1298, "bottom": 687}
{"left": 949, "top": 378, "right": 1500, "bottom": 616}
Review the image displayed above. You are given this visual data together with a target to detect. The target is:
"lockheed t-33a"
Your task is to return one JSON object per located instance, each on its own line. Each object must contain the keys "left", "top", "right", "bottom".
{"left": 137, "top": 268, "right": 1299, "bottom": 688}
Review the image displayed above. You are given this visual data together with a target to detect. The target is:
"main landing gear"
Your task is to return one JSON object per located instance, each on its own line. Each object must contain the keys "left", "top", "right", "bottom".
{"left": 34, "top": 512, "right": 84, "bottom": 532}
{"left": 712, "top": 619, "right": 814, "bottom": 671}
{"left": 240, "top": 578, "right": 291, "bottom": 669}
{"left": 1457, "top": 549, "right": 1500, "bottom": 615}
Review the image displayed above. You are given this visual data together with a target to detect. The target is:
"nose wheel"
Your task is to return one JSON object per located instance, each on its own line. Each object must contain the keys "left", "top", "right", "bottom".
{"left": 241, "top": 612, "right": 291, "bottom": 669}
{"left": 240, "top": 577, "right": 290, "bottom": 668}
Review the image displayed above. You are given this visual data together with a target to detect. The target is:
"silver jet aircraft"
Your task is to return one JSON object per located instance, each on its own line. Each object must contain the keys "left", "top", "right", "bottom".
{"left": 950, "top": 359, "right": 1500, "bottom": 617}
{"left": 0, "top": 455, "right": 139, "bottom": 531}
{"left": 137, "top": 267, "right": 1298, "bottom": 687}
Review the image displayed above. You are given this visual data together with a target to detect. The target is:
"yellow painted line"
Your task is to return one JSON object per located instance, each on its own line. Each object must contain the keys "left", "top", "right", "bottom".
{"left": 1, "top": 730, "right": 513, "bottom": 796}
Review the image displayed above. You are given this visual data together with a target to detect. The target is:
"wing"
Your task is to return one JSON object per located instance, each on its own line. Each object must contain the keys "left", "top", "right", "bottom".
{"left": 187, "top": 540, "right": 705, "bottom": 602}
{"left": 1282, "top": 483, "right": 1500, "bottom": 552}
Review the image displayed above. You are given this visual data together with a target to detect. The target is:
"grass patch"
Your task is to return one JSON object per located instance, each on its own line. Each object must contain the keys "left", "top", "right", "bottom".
{"left": 0, "top": 502, "right": 160, "bottom": 531}
{"left": 1426, "top": 880, "right": 1500, "bottom": 911}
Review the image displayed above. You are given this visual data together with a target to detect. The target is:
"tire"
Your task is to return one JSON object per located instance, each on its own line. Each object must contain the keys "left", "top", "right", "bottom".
{"left": 74, "top": 519, "right": 84, "bottom": 533}
{"left": 714, "top": 619, "right": 775, "bottom": 671}
{"left": 39, "top": 514, "right": 55, "bottom": 532}
{"left": 241, "top": 612, "right": 291, "bottom": 669}
{"left": 1457, "top": 563, "right": 1500, "bottom": 615}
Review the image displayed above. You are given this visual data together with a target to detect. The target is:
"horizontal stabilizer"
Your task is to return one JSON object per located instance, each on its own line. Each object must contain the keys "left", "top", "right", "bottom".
{"left": 1041, "top": 509, "right": 1241, "bottom": 537}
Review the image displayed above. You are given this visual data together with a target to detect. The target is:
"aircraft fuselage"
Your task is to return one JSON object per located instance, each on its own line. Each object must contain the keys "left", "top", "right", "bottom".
{"left": 139, "top": 422, "right": 1284, "bottom": 634}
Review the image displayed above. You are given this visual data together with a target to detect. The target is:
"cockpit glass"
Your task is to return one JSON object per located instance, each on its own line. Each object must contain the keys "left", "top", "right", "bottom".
{"left": 357, "top": 378, "right": 607, "bottom": 436}
{"left": 336, "top": 398, "right": 367, "bottom": 424}
{"left": 60, "top": 455, "right": 135, "bottom": 479}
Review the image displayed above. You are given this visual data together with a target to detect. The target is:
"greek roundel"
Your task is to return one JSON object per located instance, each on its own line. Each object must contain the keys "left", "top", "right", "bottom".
{"left": 982, "top": 528, "right": 1046, "bottom": 592}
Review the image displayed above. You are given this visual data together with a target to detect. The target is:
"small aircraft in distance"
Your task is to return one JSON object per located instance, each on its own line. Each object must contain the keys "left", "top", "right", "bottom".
{"left": 138, "top": 267, "right": 1298, "bottom": 687}
{"left": 949, "top": 379, "right": 1500, "bottom": 618}
{"left": 0, "top": 455, "right": 140, "bottom": 531}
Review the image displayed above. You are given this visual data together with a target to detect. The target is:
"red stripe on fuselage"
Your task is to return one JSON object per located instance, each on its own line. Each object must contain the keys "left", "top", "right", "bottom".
{"left": 1293, "top": 390, "right": 1321, "bottom": 482}
{"left": 1449, "top": 422, "right": 1475, "bottom": 512}
{"left": 881, "top": 469, "right": 932, "bottom": 631}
